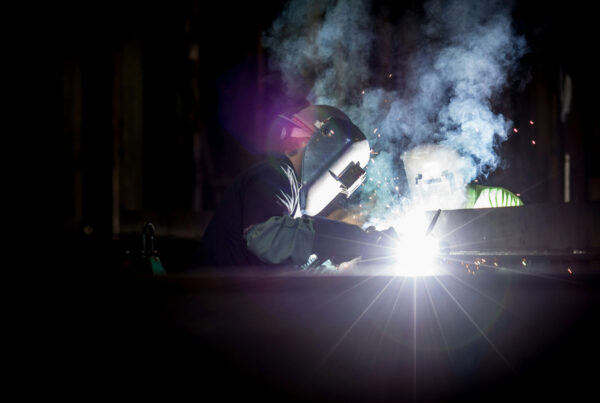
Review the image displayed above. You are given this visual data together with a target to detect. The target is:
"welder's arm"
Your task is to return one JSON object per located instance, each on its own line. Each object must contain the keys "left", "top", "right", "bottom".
{"left": 244, "top": 216, "right": 315, "bottom": 265}
{"left": 312, "top": 217, "right": 397, "bottom": 265}
{"left": 245, "top": 215, "right": 396, "bottom": 266}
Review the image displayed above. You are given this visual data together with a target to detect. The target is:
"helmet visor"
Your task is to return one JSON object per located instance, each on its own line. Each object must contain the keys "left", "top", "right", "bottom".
{"left": 301, "top": 117, "right": 365, "bottom": 187}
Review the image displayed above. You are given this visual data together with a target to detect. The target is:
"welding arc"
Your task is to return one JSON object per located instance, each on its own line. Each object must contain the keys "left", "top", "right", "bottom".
{"left": 425, "top": 209, "right": 442, "bottom": 236}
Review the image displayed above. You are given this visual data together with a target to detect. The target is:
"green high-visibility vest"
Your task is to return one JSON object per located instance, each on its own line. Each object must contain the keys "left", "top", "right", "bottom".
{"left": 465, "top": 184, "right": 524, "bottom": 208}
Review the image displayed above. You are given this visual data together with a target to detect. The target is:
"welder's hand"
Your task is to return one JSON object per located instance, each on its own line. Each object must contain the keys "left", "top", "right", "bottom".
{"left": 336, "top": 256, "right": 362, "bottom": 273}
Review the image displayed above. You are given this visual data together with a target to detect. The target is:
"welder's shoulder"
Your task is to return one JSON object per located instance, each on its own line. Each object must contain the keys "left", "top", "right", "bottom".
{"left": 241, "top": 158, "right": 295, "bottom": 190}
{"left": 471, "top": 185, "right": 523, "bottom": 208}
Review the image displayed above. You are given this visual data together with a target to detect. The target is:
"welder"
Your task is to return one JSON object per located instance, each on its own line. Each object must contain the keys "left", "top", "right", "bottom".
{"left": 402, "top": 143, "right": 523, "bottom": 211}
{"left": 200, "top": 105, "right": 396, "bottom": 271}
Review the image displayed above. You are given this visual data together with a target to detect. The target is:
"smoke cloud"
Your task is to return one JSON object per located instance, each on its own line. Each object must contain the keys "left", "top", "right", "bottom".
{"left": 263, "top": 0, "right": 527, "bottom": 226}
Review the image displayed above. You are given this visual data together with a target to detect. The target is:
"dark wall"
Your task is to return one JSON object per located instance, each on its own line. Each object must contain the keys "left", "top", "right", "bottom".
{"left": 492, "top": 1, "right": 600, "bottom": 205}
{"left": 51, "top": 0, "right": 599, "bottom": 244}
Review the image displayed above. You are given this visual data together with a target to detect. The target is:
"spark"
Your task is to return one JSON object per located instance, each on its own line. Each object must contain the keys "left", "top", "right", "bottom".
{"left": 568, "top": 267, "right": 573, "bottom": 275}
{"left": 433, "top": 260, "right": 511, "bottom": 312}
{"left": 513, "top": 128, "right": 518, "bottom": 133}
{"left": 531, "top": 140, "right": 536, "bottom": 145}
{"left": 361, "top": 90, "right": 365, "bottom": 95}
{"left": 529, "top": 120, "right": 534, "bottom": 125}
{"left": 388, "top": 73, "right": 392, "bottom": 78}
{"left": 373, "top": 128, "right": 378, "bottom": 133}
{"left": 522, "top": 258, "right": 527, "bottom": 267}
{"left": 516, "top": 193, "right": 521, "bottom": 197}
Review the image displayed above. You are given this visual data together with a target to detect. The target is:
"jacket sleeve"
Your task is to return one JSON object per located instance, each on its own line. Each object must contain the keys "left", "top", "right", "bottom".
{"left": 245, "top": 215, "right": 315, "bottom": 265}
{"left": 241, "top": 161, "right": 394, "bottom": 266}
{"left": 245, "top": 214, "right": 395, "bottom": 266}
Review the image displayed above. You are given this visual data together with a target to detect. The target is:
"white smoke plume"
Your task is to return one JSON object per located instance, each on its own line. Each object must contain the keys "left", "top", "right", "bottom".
{"left": 263, "top": 0, "right": 527, "bottom": 226}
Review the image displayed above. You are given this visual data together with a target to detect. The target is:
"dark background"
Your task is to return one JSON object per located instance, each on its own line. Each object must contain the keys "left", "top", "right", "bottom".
{"left": 42, "top": 0, "right": 599, "bottom": 270}
{"left": 19, "top": 2, "right": 599, "bottom": 399}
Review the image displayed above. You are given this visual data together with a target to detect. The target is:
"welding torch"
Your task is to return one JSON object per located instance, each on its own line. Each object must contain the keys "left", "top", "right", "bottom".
{"left": 425, "top": 209, "right": 442, "bottom": 237}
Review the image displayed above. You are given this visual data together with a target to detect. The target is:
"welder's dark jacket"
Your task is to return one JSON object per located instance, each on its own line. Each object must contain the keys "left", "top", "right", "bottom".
{"left": 201, "top": 154, "right": 384, "bottom": 268}
{"left": 200, "top": 153, "right": 341, "bottom": 269}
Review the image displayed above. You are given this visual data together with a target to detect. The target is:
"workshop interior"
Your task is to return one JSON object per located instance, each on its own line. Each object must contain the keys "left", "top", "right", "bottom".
{"left": 46, "top": 0, "right": 599, "bottom": 401}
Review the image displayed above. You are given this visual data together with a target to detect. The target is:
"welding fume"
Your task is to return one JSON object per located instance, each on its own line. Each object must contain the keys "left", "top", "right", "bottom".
{"left": 200, "top": 0, "right": 528, "bottom": 273}
{"left": 402, "top": 144, "right": 522, "bottom": 212}
{"left": 200, "top": 103, "right": 524, "bottom": 274}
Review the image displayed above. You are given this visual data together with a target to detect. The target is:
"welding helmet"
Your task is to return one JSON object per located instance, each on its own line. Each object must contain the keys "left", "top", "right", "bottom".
{"left": 276, "top": 105, "right": 370, "bottom": 216}
{"left": 402, "top": 144, "right": 475, "bottom": 211}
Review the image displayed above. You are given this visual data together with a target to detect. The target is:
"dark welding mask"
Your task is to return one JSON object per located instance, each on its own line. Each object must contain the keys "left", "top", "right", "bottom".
{"left": 277, "top": 105, "right": 370, "bottom": 216}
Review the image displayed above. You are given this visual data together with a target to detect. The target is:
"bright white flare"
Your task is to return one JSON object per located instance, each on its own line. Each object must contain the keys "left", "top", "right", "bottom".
{"left": 389, "top": 211, "right": 442, "bottom": 277}
{"left": 394, "top": 234, "right": 440, "bottom": 276}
